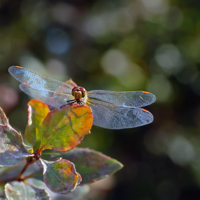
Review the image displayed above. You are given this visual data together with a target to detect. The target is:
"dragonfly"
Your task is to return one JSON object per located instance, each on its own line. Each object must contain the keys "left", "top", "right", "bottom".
{"left": 8, "top": 66, "right": 156, "bottom": 129}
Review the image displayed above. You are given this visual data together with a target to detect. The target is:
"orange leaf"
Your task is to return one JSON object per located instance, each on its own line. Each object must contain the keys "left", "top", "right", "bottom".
{"left": 38, "top": 104, "right": 93, "bottom": 153}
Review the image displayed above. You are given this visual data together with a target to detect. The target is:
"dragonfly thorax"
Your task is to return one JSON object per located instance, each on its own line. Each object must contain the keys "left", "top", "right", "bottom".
{"left": 72, "top": 87, "right": 86, "bottom": 103}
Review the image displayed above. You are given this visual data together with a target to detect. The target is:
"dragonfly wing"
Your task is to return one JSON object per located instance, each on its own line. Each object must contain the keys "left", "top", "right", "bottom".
{"left": 20, "top": 84, "right": 73, "bottom": 108}
{"left": 88, "top": 90, "right": 156, "bottom": 107}
{"left": 9, "top": 66, "right": 73, "bottom": 93}
{"left": 89, "top": 99, "right": 154, "bottom": 129}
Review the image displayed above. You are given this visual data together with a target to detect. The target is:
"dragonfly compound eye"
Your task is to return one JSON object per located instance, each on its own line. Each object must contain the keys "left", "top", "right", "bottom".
{"left": 80, "top": 87, "right": 86, "bottom": 97}
{"left": 72, "top": 86, "right": 79, "bottom": 96}
{"left": 82, "top": 91, "right": 86, "bottom": 97}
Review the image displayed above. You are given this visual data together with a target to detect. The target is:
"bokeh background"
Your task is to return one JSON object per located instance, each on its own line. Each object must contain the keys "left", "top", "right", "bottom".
{"left": 1, "top": 0, "right": 200, "bottom": 199}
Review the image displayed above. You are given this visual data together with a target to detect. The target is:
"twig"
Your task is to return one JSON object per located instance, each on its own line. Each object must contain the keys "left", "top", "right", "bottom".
{"left": 0, "top": 152, "right": 41, "bottom": 185}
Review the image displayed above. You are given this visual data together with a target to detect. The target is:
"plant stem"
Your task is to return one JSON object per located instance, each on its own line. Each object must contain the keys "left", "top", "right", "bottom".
{"left": 0, "top": 156, "right": 37, "bottom": 185}
{"left": 17, "top": 157, "right": 35, "bottom": 179}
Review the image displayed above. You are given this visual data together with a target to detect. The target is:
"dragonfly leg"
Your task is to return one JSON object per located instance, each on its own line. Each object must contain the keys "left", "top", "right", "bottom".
{"left": 60, "top": 99, "right": 85, "bottom": 109}
{"left": 60, "top": 104, "right": 67, "bottom": 108}
{"left": 66, "top": 99, "right": 76, "bottom": 104}
{"left": 60, "top": 99, "right": 76, "bottom": 108}
{"left": 67, "top": 99, "right": 77, "bottom": 105}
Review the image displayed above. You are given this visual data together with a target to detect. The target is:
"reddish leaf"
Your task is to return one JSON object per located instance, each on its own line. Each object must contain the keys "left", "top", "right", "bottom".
{"left": 0, "top": 107, "right": 8, "bottom": 125}
{"left": 40, "top": 158, "right": 81, "bottom": 194}
{"left": 55, "top": 79, "right": 77, "bottom": 93}
{"left": 38, "top": 104, "right": 93, "bottom": 153}
{"left": 52, "top": 148, "right": 123, "bottom": 184}
{"left": 25, "top": 100, "right": 50, "bottom": 150}
{"left": 0, "top": 125, "right": 32, "bottom": 166}
{"left": 65, "top": 79, "right": 77, "bottom": 87}
{"left": 0, "top": 108, "right": 32, "bottom": 166}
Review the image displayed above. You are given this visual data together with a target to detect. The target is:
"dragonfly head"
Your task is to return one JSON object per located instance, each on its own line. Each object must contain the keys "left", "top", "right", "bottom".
{"left": 72, "top": 87, "right": 86, "bottom": 102}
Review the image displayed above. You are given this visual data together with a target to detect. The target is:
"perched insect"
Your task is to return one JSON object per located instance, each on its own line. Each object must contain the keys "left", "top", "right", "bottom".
{"left": 9, "top": 66, "right": 156, "bottom": 129}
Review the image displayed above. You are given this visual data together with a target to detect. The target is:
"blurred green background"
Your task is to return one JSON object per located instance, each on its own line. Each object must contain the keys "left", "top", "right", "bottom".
{"left": 1, "top": 0, "right": 200, "bottom": 199}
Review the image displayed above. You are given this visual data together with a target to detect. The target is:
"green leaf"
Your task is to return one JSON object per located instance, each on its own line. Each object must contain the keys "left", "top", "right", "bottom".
{"left": 25, "top": 100, "right": 50, "bottom": 150}
{"left": 5, "top": 182, "right": 50, "bottom": 200}
{"left": 53, "top": 148, "right": 123, "bottom": 185}
{"left": 0, "top": 109, "right": 32, "bottom": 166}
{"left": 0, "top": 107, "right": 8, "bottom": 125}
{"left": 40, "top": 158, "right": 81, "bottom": 194}
{"left": 62, "top": 185, "right": 90, "bottom": 200}
{"left": 38, "top": 104, "right": 93, "bottom": 153}
{"left": 26, "top": 178, "right": 47, "bottom": 189}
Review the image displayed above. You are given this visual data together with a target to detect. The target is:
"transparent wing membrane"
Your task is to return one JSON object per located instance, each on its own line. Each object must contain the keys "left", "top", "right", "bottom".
{"left": 88, "top": 99, "right": 154, "bottom": 129}
{"left": 9, "top": 66, "right": 73, "bottom": 93}
{"left": 20, "top": 84, "right": 73, "bottom": 108}
{"left": 88, "top": 90, "right": 156, "bottom": 107}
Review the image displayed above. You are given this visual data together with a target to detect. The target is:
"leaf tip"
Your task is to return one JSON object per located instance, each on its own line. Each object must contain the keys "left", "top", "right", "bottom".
{"left": 0, "top": 107, "right": 9, "bottom": 125}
